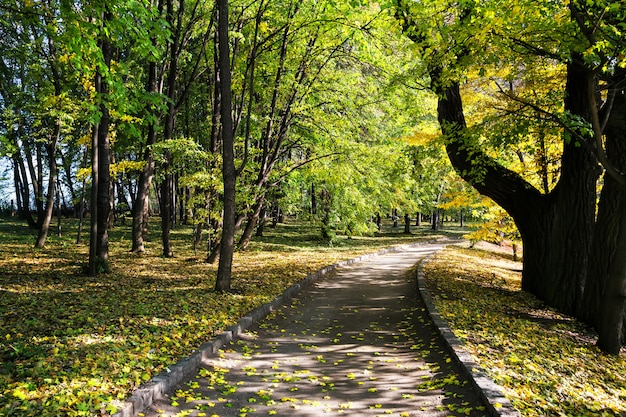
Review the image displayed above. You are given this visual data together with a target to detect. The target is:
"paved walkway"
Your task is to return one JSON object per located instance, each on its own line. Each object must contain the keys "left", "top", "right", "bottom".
{"left": 142, "top": 242, "right": 489, "bottom": 417}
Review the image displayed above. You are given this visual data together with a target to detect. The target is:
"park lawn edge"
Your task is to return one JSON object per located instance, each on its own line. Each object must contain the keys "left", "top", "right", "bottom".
{"left": 423, "top": 243, "right": 626, "bottom": 417}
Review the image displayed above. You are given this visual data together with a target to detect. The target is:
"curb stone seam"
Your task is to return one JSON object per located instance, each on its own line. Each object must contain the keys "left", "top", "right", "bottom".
{"left": 112, "top": 238, "right": 511, "bottom": 417}
{"left": 417, "top": 253, "right": 521, "bottom": 417}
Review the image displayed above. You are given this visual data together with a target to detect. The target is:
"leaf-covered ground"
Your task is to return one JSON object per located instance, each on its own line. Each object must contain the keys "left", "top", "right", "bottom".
{"left": 423, "top": 243, "right": 626, "bottom": 417}
{"left": 0, "top": 216, "right": 445, "bottom": 416}
{"left": 142, "top": 243, "right": 487, "bottom": 417}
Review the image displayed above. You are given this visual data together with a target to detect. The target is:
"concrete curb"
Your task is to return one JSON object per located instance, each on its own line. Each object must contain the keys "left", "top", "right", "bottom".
{"left": 112, "top": 242, "right": 432, "bottom": 417}
{"left": 416, "top": 253, "right": 521, "bottom": 417}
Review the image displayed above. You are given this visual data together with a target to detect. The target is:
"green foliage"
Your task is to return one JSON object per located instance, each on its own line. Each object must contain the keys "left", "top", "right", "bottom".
{"left": 463, "top": 202, "right": 521, "bottom": 247}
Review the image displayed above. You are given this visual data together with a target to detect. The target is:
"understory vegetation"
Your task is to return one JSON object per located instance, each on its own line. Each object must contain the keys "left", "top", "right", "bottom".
{"left": 424, "top": 245, "right": 626, "bottom": 417}
{"left": 0, "top": 216, "right": 443, "bottom": 416}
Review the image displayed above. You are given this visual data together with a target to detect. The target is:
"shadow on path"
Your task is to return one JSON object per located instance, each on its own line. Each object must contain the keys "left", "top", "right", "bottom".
{"left": 143, "top": 242, "right": 489, "bottom": 416}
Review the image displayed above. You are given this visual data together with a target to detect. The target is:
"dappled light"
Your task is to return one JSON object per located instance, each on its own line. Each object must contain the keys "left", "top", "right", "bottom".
{"left": 143, "top": 243, "right": 487, "bottom": 417}
{"left": 0, "top": 217, "right": 445, "bottom": 416}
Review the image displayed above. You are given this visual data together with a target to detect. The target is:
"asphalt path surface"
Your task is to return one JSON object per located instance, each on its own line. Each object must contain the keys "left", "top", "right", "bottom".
{"left": 143, "top": 242, "right": 489, "bottom": 417}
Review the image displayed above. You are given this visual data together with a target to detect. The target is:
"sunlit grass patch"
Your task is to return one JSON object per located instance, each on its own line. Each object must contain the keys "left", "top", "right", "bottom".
{"left": 424, "top": 244, "right": 626, "bottom": 417}
{"left": 0, "top": 215, "right": 441, "bottom": 416}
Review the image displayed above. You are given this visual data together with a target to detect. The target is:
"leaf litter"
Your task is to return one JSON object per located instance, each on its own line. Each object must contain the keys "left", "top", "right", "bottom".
{"left": 0, "top": 217, "right": 438, "bottom": 416}
{"left": 424, "top": 244, "right": 626, "bottom": 417}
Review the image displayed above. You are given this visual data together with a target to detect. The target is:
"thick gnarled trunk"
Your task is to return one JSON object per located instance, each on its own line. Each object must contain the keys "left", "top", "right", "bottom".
{"left": 585, "top": 86, "right": 626, "bottom": 353}
{"left": 436, "top": 63, "right": 597, "bottom": 317}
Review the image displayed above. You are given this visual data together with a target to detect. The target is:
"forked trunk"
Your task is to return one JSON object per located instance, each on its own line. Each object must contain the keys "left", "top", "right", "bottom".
{"left": 436, "top": 63, "right": 597, "bottom": 317}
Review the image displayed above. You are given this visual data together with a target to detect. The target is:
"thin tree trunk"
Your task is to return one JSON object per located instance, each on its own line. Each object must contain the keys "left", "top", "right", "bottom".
{"left": 23, "top": 140, "right": 42, "bottom": 227}
{"left": 12, "top": 154, "right": 37, "bottom": 228}
{"left": 239, "top": 196, "right": 264, "bottom": 250}
{"left": 58, "top": 147, "right": 77, "bottom": 205}
{"left": 95, "top": 93, "right": 111, "bottom": 263}
{"left": 215, "top": 0, "right": 236, "bottom": 291}
{"left": 88, "top": 120, "right": 99, "bottom": 276}
{"left": 131, "top": 0, "right": 162, "bottom": 253}
{"left": 160, "top": 152, "right": 174, "bottom": 257}
{"left": 76, "top": 148, "right": 88, "bottom": 244}
{"left": 404, "top": 213, "right": 411, "bottom": 234}
{"left": 132, "top": 146, "right": 156, "bottom": 253}
{"left": 256, "top": 204, "right": 267, "bottom": 237}
{"left": 35, "top": 126, "right": 59, "bottom": 248}
{"left": 56, "top": 175, "right": 62, "bottom": 236}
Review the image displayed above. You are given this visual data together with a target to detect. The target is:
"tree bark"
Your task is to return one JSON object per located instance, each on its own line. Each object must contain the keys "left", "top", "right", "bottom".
{"left": 89, "top": 11, "right": 113, "bottom": 276}
{"left": 12, "top": 153, "right": 37, "bottom": 228}
{"left": 35, "top": 125, "right": 60, "bottom": 248}
{"left": 584, "top": 82, "right": 626, "bottom": 352}
{"left": 215, "top": 0, "right": 236, "bottom": 291}
{"left": 95, "top": 85, "right": 111, "bottom": 263}
{"left": 595, "top": 188, "right": 626, "bottom": 354}
{"left": 256, "top": 204, "right": 267, "bottom": 237}
{"left": 160, "top": 152, "right": 174, "bottom": 257}
{"left": 239, "top": 196, "right": 265, "bottom": 250}
{"left": 88, "top": 118, "right": 99, "bottom": 276}
{"left": 435, "top": 61, "right": 598, "bottom": 317}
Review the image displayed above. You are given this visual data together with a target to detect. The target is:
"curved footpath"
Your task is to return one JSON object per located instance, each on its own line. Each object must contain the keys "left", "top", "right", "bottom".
{"left": 115, "top": 240, "right": 519, "bottom": 417}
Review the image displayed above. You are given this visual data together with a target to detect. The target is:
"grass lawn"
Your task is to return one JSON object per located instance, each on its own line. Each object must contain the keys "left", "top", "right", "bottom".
{"left": 0, "top": 215, "right": 446, "bottom": 416}
{"left": 424, "top": 243, "right": 626, "bottom": 417}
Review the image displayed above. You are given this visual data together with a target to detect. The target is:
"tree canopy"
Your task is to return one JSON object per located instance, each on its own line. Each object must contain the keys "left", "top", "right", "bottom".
{"left": 1, "top": 0, "right": 626, "bottom": 356}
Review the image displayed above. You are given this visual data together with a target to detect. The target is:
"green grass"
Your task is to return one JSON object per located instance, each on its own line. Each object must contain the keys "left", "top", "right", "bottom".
{"left": 424, "top": 244, "right": 626, "bottom": 417}
{"left": 0, "top": 214, "right": 451, "bottom": 416}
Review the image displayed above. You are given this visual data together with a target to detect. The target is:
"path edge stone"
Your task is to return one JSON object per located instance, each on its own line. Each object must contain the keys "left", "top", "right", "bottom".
{"left": 111, "top": 241, "right": 433, "bottom": 417}
{"left": 416, "top": 253, "right": 521, "bottom": 417}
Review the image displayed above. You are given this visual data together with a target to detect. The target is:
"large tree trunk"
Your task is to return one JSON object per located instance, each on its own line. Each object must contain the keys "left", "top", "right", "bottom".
{"left": 215, "top": 0, "right": 236, "bottom": 292}
{"left": 595, "top": 189, "right": 626, "bottom": 354}
{"left": 435, "top": 61, "right": 598, "bottom": 317}
{"left": 584, "top": 82, "right": 626, "bottom": 353}
{"left": 89, "top": 13, "right": 113, "bottom": 276}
